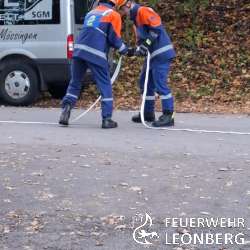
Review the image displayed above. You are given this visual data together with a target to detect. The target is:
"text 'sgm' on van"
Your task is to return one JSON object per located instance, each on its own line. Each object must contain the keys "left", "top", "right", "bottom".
{"left": 0, "top": 0, "right": 116, "bottom": 106}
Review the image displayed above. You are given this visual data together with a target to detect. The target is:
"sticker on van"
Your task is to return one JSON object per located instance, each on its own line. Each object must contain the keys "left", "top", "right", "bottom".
{"left": 0, "top": 0, "right": 53, "bottom": 25}
{"left": 25, "top": 0, "right": 52, "bottom": 20}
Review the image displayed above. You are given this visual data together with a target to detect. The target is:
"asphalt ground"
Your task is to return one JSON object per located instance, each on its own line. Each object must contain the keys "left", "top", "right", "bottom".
{"left": 0, "top": 107, "right": 250, "bottom": 250}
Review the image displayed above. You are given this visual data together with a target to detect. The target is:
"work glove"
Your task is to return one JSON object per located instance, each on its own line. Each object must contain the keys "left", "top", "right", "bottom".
{"left": 135, "top": 39, "right": 152, "bottom": 57}
{"left": 126, "top": 47, "right": 136, "bottom": 57}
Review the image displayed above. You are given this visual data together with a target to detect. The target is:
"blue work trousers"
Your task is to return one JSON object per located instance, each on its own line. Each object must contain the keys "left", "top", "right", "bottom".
{"left": 139, "top": 59, "right": 174, "bottom": 113}
{"left": 62, "top": 57, "right": 113, "bottom": 117}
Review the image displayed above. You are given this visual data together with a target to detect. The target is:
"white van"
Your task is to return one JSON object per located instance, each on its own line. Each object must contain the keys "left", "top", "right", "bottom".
{"left": 0, "top": 0, "right": 115, "bottom": 106}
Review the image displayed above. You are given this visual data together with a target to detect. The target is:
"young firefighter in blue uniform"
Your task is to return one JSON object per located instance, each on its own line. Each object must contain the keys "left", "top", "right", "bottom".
{"left": 117, "top": 0, "right": 176, "bottom": 127}
{"left": 59, "top": 0, "right": 128, "bottom": 129}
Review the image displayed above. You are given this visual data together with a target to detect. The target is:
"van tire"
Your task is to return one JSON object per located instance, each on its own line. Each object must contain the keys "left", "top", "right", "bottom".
{"left": 0, "top": 63, "right": 40, "bottom": 106}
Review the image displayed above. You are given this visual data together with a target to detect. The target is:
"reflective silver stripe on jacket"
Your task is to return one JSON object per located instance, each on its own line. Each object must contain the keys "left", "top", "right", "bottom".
{"left": 159, "top": 93, "right": 172, "bottom": 100}
{"left": 102, "top": 9, "right": 113, "bottom": 16}
{"left": 95, "top": 28, "right": 107, "bottom": 36}
{"left": 94, "top": 9, "right": 113, "bottom": 36}
{"left": 66, "top": 93, "right": 78, "bottom": 99}
{"left": 90, "top": 9, "right": 112, "bottom": 16}
{"left": 74, "top": 44, "right": 107, "bottom": 60}
{"left": 150, "top": 45, "right": 173, "bottom": 59}
{"left": 149, "top": 30, "right": 159, "bottom": 39}
{"left": 142, "top": 95, "right": 155, "bottom": 100}
{"left": 101, "top": 98, "right": 113, "bottom": 102}
{"left": 118, "top": 43, "right": 126, "bottom": 53}
{"left": 90, "top": 10, "right": 105, "bottom": 15}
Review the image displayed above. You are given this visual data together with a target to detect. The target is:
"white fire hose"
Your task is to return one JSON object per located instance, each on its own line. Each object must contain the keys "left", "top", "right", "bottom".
{"left": 141, "top": 52, "right": 250, "bottom": 135}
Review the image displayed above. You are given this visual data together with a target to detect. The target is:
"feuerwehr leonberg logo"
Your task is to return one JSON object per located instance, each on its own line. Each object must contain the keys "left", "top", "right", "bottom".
{"left": 132, "top": 212, "right": 159, "bottom": 245}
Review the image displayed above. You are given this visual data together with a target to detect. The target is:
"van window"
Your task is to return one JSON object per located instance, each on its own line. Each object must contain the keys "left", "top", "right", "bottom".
{"left": 0, "top": 0, "right": 60, "bottom": 25}
{"left": 74, "top": 0, "right": 96, "bottom": 24}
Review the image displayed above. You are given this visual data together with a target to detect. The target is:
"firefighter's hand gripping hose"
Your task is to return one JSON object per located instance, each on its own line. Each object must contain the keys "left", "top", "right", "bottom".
{"left": 70, "top": 56, "right": 123, "bottom": 123}
{"left": 140, "top": 51, "right": 250, "bottom": 135}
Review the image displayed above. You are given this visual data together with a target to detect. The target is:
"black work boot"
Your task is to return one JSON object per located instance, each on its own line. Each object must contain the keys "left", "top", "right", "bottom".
{"left": 102, "top": 116, "right": 118, "bottom": 129}
{"left": 132, "top": 112, "right": 155, "bottom": 123}
{"left": 152, "top": 110, "right": 174, "bottom": 127}
{"left": 59, "top": 102, "right": 71, "bottom": 126}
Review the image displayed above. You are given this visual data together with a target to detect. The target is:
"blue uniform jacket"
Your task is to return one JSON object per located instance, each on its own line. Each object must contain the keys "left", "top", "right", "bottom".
{"left": 73, "top": 3, "right": 127, "bottom": 70}
{"left": 130, "top": 4, "right": 176, "bottom": 69}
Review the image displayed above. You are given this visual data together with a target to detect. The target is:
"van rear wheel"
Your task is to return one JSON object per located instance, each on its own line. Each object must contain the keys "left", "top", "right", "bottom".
{"left": 0, "top": 63, "right": 40, "bottom": 106}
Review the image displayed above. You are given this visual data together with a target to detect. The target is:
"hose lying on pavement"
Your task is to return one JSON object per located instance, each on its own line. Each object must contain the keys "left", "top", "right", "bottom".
{"left": 0, "top": 57, "right": 122, "bottom": 126}
{"left": 140, "top": 51, "right": 250, "bottom": 135}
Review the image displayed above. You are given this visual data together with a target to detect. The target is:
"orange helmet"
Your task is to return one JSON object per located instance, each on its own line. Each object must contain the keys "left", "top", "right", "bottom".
{"left": 98, "top": 0, "right": 117, "bottom": 7}
{"left": 116, "top": 0, "right": 128, "bottom": 10}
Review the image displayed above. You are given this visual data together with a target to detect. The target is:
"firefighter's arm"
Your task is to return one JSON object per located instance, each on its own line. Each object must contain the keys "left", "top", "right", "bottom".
{"left": 133, "top": 25, "right": 139, "bottom": 43}
{"left": 108, "top": 12, "right": 128, "bottom": 55}
{"left": 138, "top": 7, "right": 162, "bottom": 44}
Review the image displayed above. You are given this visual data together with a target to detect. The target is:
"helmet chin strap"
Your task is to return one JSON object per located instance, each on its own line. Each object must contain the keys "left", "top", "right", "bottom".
{"left": 123, "top": 1, "right": 132, "bottom": 14}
